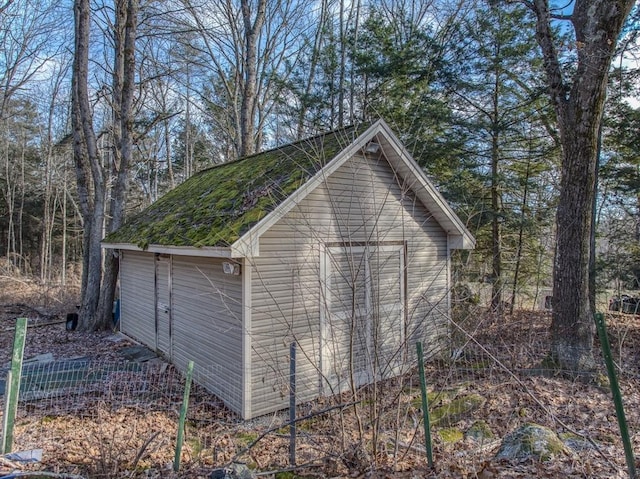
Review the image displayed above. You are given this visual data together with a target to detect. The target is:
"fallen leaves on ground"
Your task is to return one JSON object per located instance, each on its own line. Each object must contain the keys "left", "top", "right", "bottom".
{"left": 1, "top": 282, "right": 639, "bottom": 478}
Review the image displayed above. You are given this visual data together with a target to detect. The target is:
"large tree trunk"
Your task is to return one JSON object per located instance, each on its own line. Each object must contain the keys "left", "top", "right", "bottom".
{"left": 73, "top": 0, "right": 138, "bottom": 330}
{"left": 239, "top": 0, "right": 265, "bottom": 157}
{"left": 531, "top": 0, "right": 634, "bottom": 371}
{"left": 72, "top": 0, "right": 105, "bottom": 330}
{"left": 551, "top": 117, "right": 599, "bottom": 371}
{"left": 98, "top": 0, "right": 139, "bottom": 329}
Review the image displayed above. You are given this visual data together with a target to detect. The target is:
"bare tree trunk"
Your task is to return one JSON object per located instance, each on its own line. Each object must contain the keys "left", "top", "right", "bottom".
{"left": 239, "top": 0, "right": 266, "bottom": 157}
{"left": 61, "top": 169, "right": 67, "bottom": 286}
{"left": 164, "top": 112, "right": 174, "bottom": 188}
{"left": 530, "top": 0, "right": 634, "bottom": 371}
{"left": 41, "top": 125, "right": 53, "bottom": 282}
{"left": 99, "top": 0, "right": 139, "bottom": 329}
{"left": 551, "top": 113, "right": 599, "bottom": 370}
{"left": 511, "top": 157, "right": 531, "bottom": 314}
{"left": 296, "top": 0, "right": 329, "bottom": 138}
{"left": 337, "top": 0, "right": 346, "bottom": 128}
{"left": 17, "top": 133, "right": 25, "bottom": 271}
{"left": 72, "top": 0, "right": 106, "bottom": 330}
{"left": 185, "top": 64, "right": 192, "bottom": 177}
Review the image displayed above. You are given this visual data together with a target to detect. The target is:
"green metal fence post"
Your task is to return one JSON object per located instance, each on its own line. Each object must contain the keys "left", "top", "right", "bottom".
{"left": 416, "top": 341, "right": 434, "bottom": 468}
{"left": 1, "top": 317, "right": 28, "bottom": 454}
{"left": 173, "top": 360, "right": 194, "bottom": 472}
{"left": 594, "top": 312, "right": 636, "bottom": 479}
{"left": 1, "top": 370, "right": 13, "bottom": 454}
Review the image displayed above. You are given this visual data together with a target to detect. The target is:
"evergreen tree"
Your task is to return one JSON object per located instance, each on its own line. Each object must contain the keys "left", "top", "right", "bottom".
{"left": 450, "top": 1, "right": 558, "bottom": 312}
{"left": 598, "top": 67, "right": 640, "bottom": 291}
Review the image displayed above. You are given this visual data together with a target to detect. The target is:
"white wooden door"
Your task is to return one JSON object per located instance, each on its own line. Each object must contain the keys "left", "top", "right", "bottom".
{"left": 322, "top": 244, "right": 405, "bottom": 392}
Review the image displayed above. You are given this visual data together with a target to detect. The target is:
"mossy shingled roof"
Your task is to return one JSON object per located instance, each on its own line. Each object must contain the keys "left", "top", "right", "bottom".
{"left": 104, "top": 125, "right": 364, "bottom": 249}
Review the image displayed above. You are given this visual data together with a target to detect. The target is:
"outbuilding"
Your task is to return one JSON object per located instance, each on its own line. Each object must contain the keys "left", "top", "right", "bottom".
{"left": 102, "top": 119, "right": 475, "bottom": 419}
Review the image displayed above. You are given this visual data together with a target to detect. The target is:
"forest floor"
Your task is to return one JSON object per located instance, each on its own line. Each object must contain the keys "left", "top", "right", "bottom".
{"left": 1, "top": 277, "right": 640, "bottom": 478}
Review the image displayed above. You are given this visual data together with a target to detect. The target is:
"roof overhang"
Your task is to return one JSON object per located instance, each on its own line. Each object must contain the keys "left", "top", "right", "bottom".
{"left": 101, "top": 242, "right": 234, "bottom": 258}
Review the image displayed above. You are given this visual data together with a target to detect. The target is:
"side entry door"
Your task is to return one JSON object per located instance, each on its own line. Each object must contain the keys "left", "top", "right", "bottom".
{"left": 155, "top": 254, "right": 172, "bottom": 359}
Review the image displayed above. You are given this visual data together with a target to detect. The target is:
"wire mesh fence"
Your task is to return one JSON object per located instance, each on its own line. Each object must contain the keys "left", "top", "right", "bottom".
{"left": 6, "top": 360, "right": 187, "bottom": 414}
{"left": 1, "top": 310, "right": 639, "bottom": 478}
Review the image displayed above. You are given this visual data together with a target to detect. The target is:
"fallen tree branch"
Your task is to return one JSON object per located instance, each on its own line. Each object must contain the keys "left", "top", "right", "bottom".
{"left": 0, "top": 457, "right": 23, "bottom": 471}
{"left": 2, "top": 320, "right": 65, "bottom": 333}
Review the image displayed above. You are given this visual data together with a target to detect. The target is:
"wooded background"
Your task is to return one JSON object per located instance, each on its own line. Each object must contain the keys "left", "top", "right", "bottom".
{"left": 0, "top": 0, "right": 638, "bottom": 341}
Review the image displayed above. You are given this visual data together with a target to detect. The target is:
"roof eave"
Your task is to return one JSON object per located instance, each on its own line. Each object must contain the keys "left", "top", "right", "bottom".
{"left": 449, "top": 234, "right": 476, "bottom": 250}
{"left": 101, "top": 242, "right": 234, "bottom": 258}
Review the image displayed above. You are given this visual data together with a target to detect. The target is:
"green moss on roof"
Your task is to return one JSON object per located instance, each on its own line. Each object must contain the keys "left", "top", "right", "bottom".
{"left": 104, "top": 125, "right": 365, "bottom": 249}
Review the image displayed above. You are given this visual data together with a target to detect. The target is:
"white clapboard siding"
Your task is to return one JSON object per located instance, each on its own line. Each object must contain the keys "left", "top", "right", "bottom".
{"left": 170, "top": 256, "right": 244, "bottom": 414}
{"left": 120, "top": 251, "right": 156, "bottom": 349}
{"left": 248, "top": 153, "right": 450, "bottom": 416}
{"left": 248, "top": 248, "right": 322, "bottom": 417}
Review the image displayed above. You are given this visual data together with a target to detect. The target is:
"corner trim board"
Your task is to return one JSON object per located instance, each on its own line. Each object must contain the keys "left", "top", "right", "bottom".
{"left": 241, "top": 257, "right": 252, "bottom": 419}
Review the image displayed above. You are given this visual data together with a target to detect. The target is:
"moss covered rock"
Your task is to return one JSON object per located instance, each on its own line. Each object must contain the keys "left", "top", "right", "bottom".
{"left": 496, "top": 423, "right": 568, "bottom": 462}
{"left": 465, "top": 420, "right": 495, "bottom": 442}
{"left": 430, "top": 393, "right": 485, "bottom": 427}
{"left": 439, "top": 427, "right": 464, "bottom": 444}
{"left": 410, "top": 389, "right": 455, "bottom": 410}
